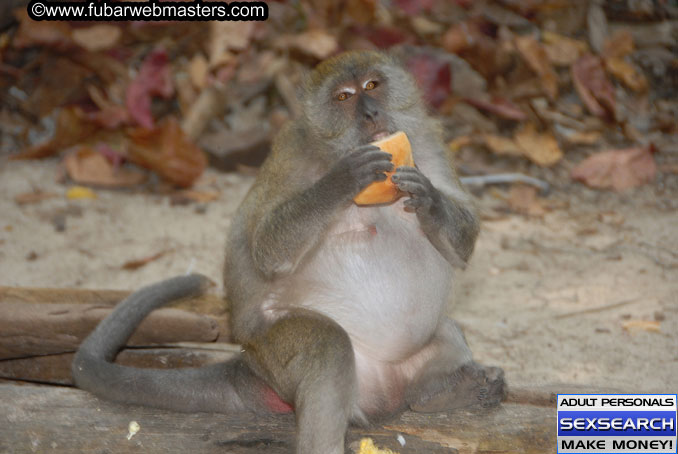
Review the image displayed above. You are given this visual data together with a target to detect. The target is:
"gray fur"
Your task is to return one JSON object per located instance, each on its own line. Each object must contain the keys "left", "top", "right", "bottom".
{"left": 72, "top": 51, "right": 505, "bottom": 454}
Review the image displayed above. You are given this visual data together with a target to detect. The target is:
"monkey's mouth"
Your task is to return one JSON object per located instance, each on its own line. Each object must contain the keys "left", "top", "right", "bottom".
{"left": 370, "top": 131, "right": 390, "bottom": 142}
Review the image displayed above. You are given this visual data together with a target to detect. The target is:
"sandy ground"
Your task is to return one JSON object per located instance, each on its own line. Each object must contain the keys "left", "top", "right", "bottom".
{"left": 0, "top": 158, "right": 676, "bottom": 393}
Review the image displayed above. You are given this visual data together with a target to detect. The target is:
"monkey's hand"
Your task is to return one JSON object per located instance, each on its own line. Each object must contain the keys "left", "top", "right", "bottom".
{"left": 324, "top": 145, "right": 394, "bottom": 200}
{"left": 391, "top": 166, "right": 441, "bottom": 221}
{"left": 392, "top": 166, "right": 477, "bottom": 267}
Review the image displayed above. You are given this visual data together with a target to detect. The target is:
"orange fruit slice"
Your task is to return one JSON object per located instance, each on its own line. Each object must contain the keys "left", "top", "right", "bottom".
{"left": 354, "top": 131, "right": 414, "bottom": 206}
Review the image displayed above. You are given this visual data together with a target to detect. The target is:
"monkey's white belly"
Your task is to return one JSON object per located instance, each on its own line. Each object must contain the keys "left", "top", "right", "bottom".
{"left": 288, "top": 202, "right": 453, "bottom": 362}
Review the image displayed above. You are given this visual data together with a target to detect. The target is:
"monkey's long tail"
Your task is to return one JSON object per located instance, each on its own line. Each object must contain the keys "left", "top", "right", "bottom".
{"left": 71, "top": 274, "right": 268, "bottom": 414}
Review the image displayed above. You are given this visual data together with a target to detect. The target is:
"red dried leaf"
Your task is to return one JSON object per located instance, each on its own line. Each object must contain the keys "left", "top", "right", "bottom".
{"left": 122, "top": 250, "right": 170, "bottom": 270}
{"left": 87, "top": 105, "right": 130, "bottom": 129}
{"left": 126, "top": 47, "right": 174, "bottom": 129}
{"left": 571, "top": 145, "right": 656, "bottom": 191}
{"left": 394, "top": 0, "right": 435, "bottom": 14}
{"left": 128, "top": 118, "right": 207, "bottom": 188}
{"left": 572, "top": 55, "right": 616, "bottom": 121}
{"left": 405, "top": 54, "right": 451, "bottom": 109}
{"left": 357, "top": 26, "right": 413, "bottom": 49}
{"left": 442, "top": 21, "right": 483, "bottom": 55}
{"left": 464, "top": 97, "right": 527, "bottom": 121}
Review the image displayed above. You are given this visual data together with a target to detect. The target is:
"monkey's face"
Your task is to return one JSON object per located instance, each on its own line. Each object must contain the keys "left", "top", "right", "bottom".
{"left": 303, "top": 51, "right": 423, "bottom": 153}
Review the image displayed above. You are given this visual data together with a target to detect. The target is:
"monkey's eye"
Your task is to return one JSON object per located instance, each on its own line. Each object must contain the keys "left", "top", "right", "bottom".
{"left": 364, "top": 80, "right": 378, "bottom": 90}
{"left": 337, "top": 92, "right": 351, "bottom": 101}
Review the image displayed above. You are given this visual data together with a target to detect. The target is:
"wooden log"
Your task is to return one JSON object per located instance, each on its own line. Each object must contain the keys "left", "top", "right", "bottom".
{"left": 0, "top": 302, "right": 220, "bottom": 360}
{"left": 0, "top": 383, "right": 557, "bottom": 453}
{"left": 0, "top": 345, "right": 239, "bottom": 385}
{"left": 0, "top": 285, "right": 227, "bottom": 315}
{"left": 0, "top": 286, "right": 129, "bottom": 305}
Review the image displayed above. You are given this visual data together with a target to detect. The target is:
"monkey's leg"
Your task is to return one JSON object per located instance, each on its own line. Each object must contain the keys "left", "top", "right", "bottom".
{"left": 405, "top": 318, "right": 506, "bottom": 413}
{"left": 72, "top": 275, "right": 274, "bottom": 414}
{"left": 241, "top": 311, "right": 362, "bottom": 454}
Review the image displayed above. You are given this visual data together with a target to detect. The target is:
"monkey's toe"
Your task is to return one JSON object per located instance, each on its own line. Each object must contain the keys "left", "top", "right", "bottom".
{"left": 409, "top": 362, "right": 506, "bottom": 413}
{"left": 478, "top": 365, "right": 507, "bottom": 408}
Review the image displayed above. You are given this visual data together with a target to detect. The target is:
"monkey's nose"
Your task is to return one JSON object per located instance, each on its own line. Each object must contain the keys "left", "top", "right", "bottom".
{"left": 365, "top": 109, "right": 378, "bottom": 122}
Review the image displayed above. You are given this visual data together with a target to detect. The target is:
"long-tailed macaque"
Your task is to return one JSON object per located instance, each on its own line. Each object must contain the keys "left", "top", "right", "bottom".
{"left": 72, "top": 51, "right": 506, "bottom": 454}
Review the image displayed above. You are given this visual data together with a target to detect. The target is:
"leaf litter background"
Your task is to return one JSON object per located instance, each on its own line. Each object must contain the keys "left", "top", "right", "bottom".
{"left": 0, "top": 0, "right": 677, "bottom": 394}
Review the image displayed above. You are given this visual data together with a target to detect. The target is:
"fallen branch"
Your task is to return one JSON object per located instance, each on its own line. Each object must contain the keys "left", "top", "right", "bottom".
{"left": 0, "top": 383, "right": 557, "bottom": 453}
{"left": 553, "top": 297, "right": 641, "bottom": 319}
{"left": 0, "top": 302, "right": 220, "bottom": 360}
{"left": 460, "top": 173, "right": 551, "bottom": 194}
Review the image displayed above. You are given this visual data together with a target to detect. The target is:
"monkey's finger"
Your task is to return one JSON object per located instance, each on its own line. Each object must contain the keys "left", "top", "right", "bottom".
{"left": 350, "top": 145, "right": 386, "bottom": 159}
{"left": 404, "top": 197, "right": 422, "bottom": 210}
{"left": 393, "top": 166, "right": 427, "bottom": 180}
{"left": 355, "top": 170, "right": 388, "bottom": 191}
{"left": 394, "top": 164, "right": 417, "bottom": 172}
{"left": 354, "top": 144, "right": 382, "bottom": 152}
{"left": 351, "top": 150, "right": 393, "bottom": 168}
{"left": 404, "top": 196, "right": 431, "bottom": 211}
{"left": 394, "top": 179, "right": 428, "bottom": 196}
{"left": 358, "top": 164, "right": 392, "bottom": 183}
{"left": 394, "top": 166, "right": 420, "bottom": 173}
{"left": 363, "top": 158, "right": 395, "bottom": 173}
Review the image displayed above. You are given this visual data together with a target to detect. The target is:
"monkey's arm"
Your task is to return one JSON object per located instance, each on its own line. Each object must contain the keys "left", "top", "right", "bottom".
{"left": 249, "top": 143, "right": 393, "bottom": 279}
{"left": 392, "top": 166, "right": 479, "bottom": 268}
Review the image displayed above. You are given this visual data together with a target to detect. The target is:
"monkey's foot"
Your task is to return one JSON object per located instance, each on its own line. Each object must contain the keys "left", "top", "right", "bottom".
{"left": 409, "top": 362, "right": 506, "bottom": 413}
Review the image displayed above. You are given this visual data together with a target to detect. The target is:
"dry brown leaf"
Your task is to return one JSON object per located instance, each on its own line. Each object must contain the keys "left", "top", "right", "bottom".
{"left": 514, "top": 123, "right": 563, "bottom": 167}
{"left": 515, "top": 35, "right": 559, "bottom": 100}
{"left": 122, "top": 250, "right": 171, "bottom": 270}
{"left": 14, "top": 191, "right": 58, "bottom": 205}
{"left": 12, "top": 10, "right": 74, "bottom": 49}
{"left": 483, "top": 134, "right": 523, "bottom": 156}
{"left": 571, "top": 145, "right": 656, "bottom": 191}
{"left": 23, "top": 56, "right": 93, "bottom": 117}
{"left": 572, "top": 55, "right": 616, "bottom": 121}
{"left": 448, "top": 136, "right": 471, "bottom": 153}
{"left": 171, "top": 190, "right": 220, "bottom": 205}
{"left": 128, "top": 117, "right": 207, "bottom": 188}
{"left": 11, "top": 108, "right": 99, "bottom": 160}
{"left": 508, "top": 184, "right": 545, "bottom": 216}
{"left": 71, "top": 25, "right": 121, "bottom": 52}
{"left": 621, "top": 319, "right": 660, "bottom": 333}
{"left": 441, "top": 21, "right": 481, "bottom": 54}
{"left": 604, "top": 57, "right": 648, "bottom": 92}
{"left": 188, "top": 54, "right": 209, "bottom": 89}
{"left": 64, "top": 146, "right": 147, "bottom": 188}
{"left": 602, "top": 29, "right": 634, "bottom": 58}
{"left": 542, "top": 31, "right": 588, "bottom": 66}
{"left": 346, "top": 0, "right": 377, "bottom": 24}
{"left": 282, "top": 30, "right": 338, "bottom": 60}
{"left": 209, "top": 21, "right": 254, "bottom": 68}
{"left": 463, "top": 97, "right": 526, "bottom": 121}
{"left": 561, "top": 130, "right": 602, "bottom": 146}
